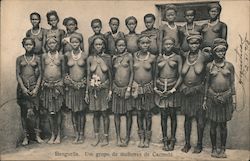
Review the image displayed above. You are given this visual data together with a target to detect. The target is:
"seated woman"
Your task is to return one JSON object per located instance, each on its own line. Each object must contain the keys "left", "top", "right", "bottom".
{"left": 203, "top": 38, "right": 236, "bottom": 158}
{"left": 154, "top": 37, "right": 182, "bottom": 151}
{"left": 16, "top": 37, "right": 44, "bottom": 145}
{"left": 86, "top": 36, "right": 112, "bottom": 147}
{"left": 132, "top": 35, "right": 156, "bottom": 148}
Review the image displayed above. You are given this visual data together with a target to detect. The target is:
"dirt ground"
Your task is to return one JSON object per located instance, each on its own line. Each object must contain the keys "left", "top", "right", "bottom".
{"left": 1, "top": 136, "right": 249, "bottom": 161}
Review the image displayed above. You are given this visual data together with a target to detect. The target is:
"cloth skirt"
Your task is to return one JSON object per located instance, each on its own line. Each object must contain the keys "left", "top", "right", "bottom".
{"left": 112, "top": 83, "right": 133, "bottom": 114}
{"left": 131, "top": 81, "right": 155, "bottom": 111}
{"left": 64, "top": 75, "right": 87, "bottom": 112}
{"left": 206, "top": 88, "right": 234, "bottom": 122}
{"left": 180, "top": 83, "right": 205, "bottom": 117}
{"left": 40, "top": 80, "right": 64, "bottom": 113}
{"left": 89, "top": 80, "right": 110, "bottom": 112}
{"left": 154, "top": 79, "right": 181, "bottom": 108}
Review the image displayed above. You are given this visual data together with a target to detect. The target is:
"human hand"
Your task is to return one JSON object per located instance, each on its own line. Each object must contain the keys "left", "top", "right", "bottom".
{"left": 85, "top": 92, "right": 89, "bottom": 104}
{"left": 125, "top": 88, "right": 131, "bottom": 99}
{"left": 27, "top": 108, "right": 35, "bottom": 119}
{"left": 202, "top": 101, "right": 207, "bottom": 110}
{"left": 106, "top": 91, "right": 112, "bottom": 102}
{"left": 30, "top": 88, "right": 38, "bottom": 97}
{"left": 22, "top": 87, "right": 30, "bottom": 96}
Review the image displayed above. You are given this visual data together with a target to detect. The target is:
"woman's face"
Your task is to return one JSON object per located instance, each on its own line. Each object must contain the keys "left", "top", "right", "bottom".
{"left": 94, "top": 38, "right": 104, "bottom": 53}
{"left": 23, "top": 39, "right": 34, "bottom": 52}
{"left": 48, "top": 15, "right": 58, "bottom": 27}
{"left": 165, "top": 9, "right": 176, "bottom": 22}
{"left": 209, "top": 8, "right": 220, "bottom": 20}
{"left": 185, "top": 10, "right": 195, "bottom": 23}
{"left": 116, "top": 40, "right": 126, "bottom": 54}
{"left": 66, "top": 19, "right": 77, "bottom": 33}
{"left": 188, "top": 38, "right": 200, "bottom": 52}
{"left": 92, "top": 22, "right": 102, "bottom": 34}
{"left": 138, "top": 37, "right": 150, "bottom": 52}
{"left": 47, "top": 39, "right": 58, "bottom": 51}
{"left": 30, "top": 14, "right": 40, "bottom": 27}
{"left": 70, "top": 37, "right": 80, "bottom": 50}
{"left": 163, "top": 39, "right": 174, "bottom": 53}
{"left": 126, "top": 19, "right": 137, "bottom": 32}
{"left": 214, "top": 47, "right": 226, "bottom": 59}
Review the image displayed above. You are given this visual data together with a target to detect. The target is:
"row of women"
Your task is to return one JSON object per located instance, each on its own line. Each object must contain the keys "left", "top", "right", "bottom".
{"left": 16, "top": 3, "right": 235, "bottom": 159}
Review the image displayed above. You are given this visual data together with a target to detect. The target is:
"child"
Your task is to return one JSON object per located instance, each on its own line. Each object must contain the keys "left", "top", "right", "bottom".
{"left": 112, "top": 38, "right": 134, "bottom": 147}
{"left": 40, "top": 36, "right": 65, "bottom": 144}
{"left": 125, "top": 16, "right": 139, "bottom": 54}
{"left": 159, "top": 5, "right": 181, "bottom": 54}
{"left": 44, "top": 10, "right": 65, "bottom": 52}
{"left": 16, "top": 37, "right": 44, "bottom": 145}
{"left": 154, "top": 37, "right": 182, "bottom": 151}
{"left": 180, "top": 9, "right": 202, "bottom": 52}
{"left": 26, "top": 12, "right": 46, "bottom": 55}
{"left": 88, "top": 19, "right": 106, "bottom": 55}
{"left": 62, "top": 17, "right": 84, "bottom": 54}
{"left": 132, "top": 35, "right": 156, "bottom": 148}
{"left": 86, "top": 36, "right": 112, "bottom": 147}
{"left": 203, "top": 38, "right": 236, "bottom": 158}
{"left": 141, "top": 13, "right": 160, "bottom": 55}
{"left": 64, "top": 34, "right": 88, "bottom": 144}
{"left": 201, "top": 3, "right": 227, "bottom": 51}
{"left": 105, "top": 17, "right": 125, "bottom": 56}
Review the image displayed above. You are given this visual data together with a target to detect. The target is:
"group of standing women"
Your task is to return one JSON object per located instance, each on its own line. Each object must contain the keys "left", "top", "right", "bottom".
{"left": 16, "top": 2, "right": 236, "bottom": 159}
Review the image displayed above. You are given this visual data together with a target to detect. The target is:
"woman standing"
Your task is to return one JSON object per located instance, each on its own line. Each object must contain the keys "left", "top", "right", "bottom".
{"left": 132, "top": 35, "right": 156, "bottom": 148}
{"left": 41, "top": 36, "right": 65, "bottom": 144}
{"left": 16, "top": 37, "right": 44, "bottom": 145}
{"left": 112, "top": 38, "right": 134, "bottom": 147}
{"left": 64, "top": 34, "right": 88, "bottom": 144}
{"left": 154, "top": 37, "right": 182, "bottom": 151}
{"left": 86, "top": 36, "right": 112, "bottom": 147}
{"left": 180, "top": 33, "right": 212, "bottom": 153}
{"left": 203, "top": 38, "right": 236, "bottom": 158}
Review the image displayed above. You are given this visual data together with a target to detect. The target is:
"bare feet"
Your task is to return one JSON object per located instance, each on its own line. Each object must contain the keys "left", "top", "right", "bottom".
{"left": 91, "top": 134, "right": 100, "bottom": 147}
{"left": 47, "top": 134, "right": 55, "bottom": 144}
{"left": 181, "top": 144, "right": 191, "bottom": 153}
{"left": 116, "top": 137, "right": 123, "bottom": 147}
{"left": 120, "top": 137, "right": 130, "bottom": 147}
{"left": 217, "top": 149, "right": 227, "bottom": 158}
{"left": 22, "top": 137, "right": 28, "bottom": 146}
{"left": 193, "top": 145, "right": 202, "bottom": 153}
{"left": 36, "top": 135, "right": 44, "bottom": 144}
{"left": 138, "top": 140, "right": 144, "bottom": 148}
{"left": 53, "top": 135, "right": 61, "bottom": 144}
{"left": 78, "top": 134, "right": 84, "bottom": 144}
{"left": 211, "top": 148, "right": 219, "bottom": 158}
{"left": 73, "top": 133, "right": 79, "bottom": 144}
{"left": 101, "top": 135, "right": 109, "bottom": 147}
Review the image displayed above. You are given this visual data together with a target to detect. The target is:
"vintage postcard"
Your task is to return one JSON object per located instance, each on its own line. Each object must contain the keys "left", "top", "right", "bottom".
{"left": 0, "top": 0, "right": 249, "bottom": 160}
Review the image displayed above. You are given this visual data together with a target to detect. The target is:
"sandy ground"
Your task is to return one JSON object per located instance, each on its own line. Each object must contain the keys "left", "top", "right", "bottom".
{"left": 1, "top": 136, "right": 249, "bottom": 161}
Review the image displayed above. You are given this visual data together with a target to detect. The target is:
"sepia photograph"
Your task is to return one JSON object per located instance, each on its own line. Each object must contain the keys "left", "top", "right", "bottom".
{"left": 0, "top": 0, "right": 249, "bottom": 160}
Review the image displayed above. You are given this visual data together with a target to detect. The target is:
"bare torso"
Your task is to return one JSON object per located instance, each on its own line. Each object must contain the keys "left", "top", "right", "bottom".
{"left": 133, "top": 52, "right": 156, "bottom": 84}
